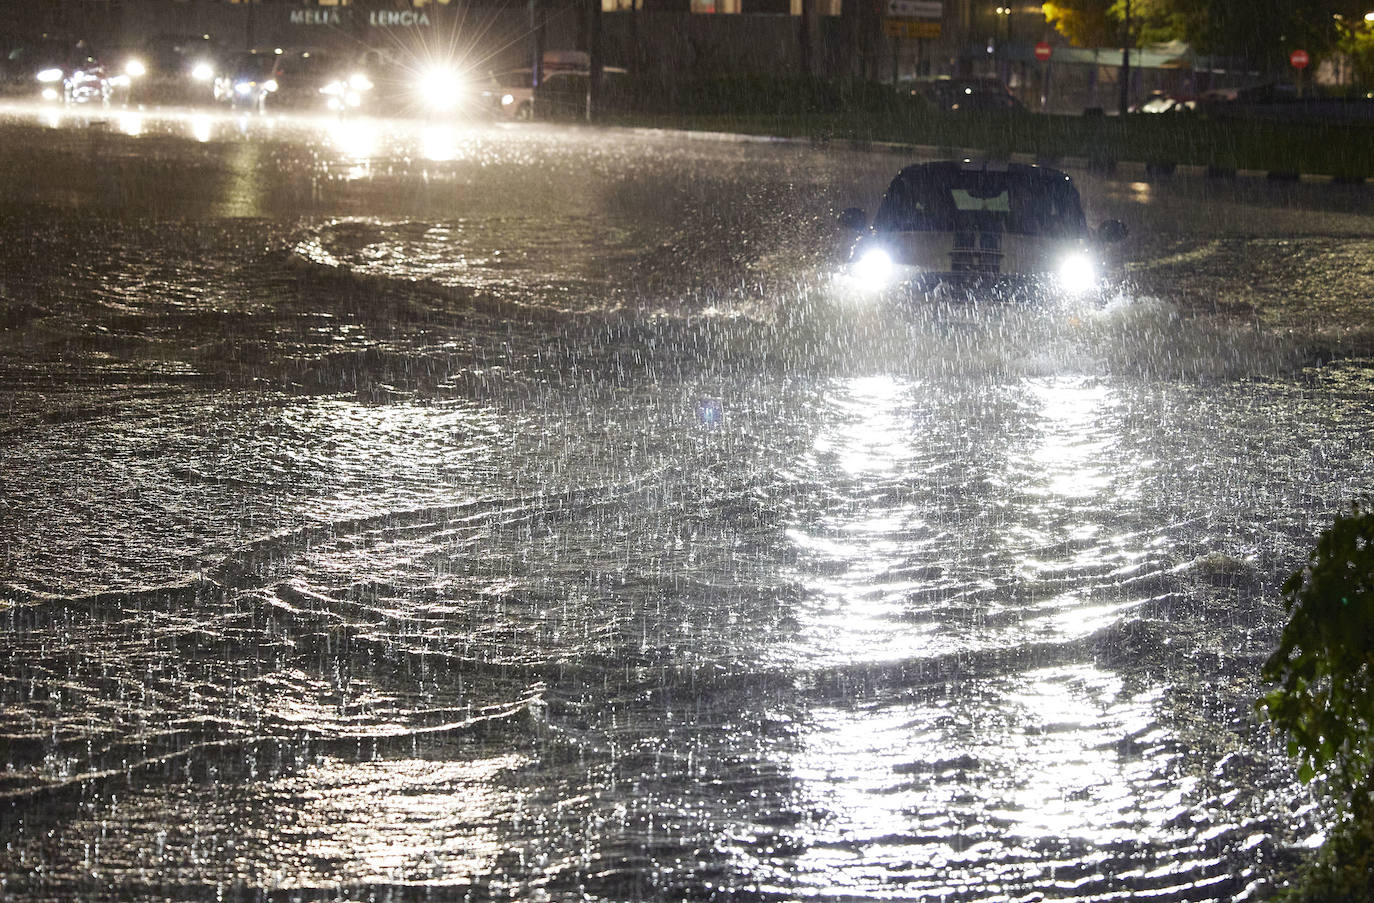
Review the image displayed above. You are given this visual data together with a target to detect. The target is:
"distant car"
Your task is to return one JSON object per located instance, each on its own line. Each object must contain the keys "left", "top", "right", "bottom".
{"left": 916, "top": 78, "right": 1025, "bottom": 113}
{"left": 839, "top": 160, "right": 1128, "bottom": 302}
{"left": 270, "top": 49, "right": 357, "bottom": 112}
{"left": 214, "top": 51, "right": 279, "bottom": 111}
{"left": 1132, "top": 90, "right": 1195, "bottom": 113}
{"left": 140, "top": 33, "right": 223, "bottom": 83}
{"left": 483, "top": 67, "right": 537, "bottom": 120}
{"left": 1, "top": 37, "right": 113, "bottom": 104}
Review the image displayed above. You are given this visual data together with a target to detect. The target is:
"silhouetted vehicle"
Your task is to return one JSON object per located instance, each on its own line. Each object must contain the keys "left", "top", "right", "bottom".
{"left": 838, "top": 160, "right": 1128, "bottom": 302}
{"left": 914, "top": 78, "right": 1026, "bottom": 113}
{"left": 1, "top": 37, "right": 113, "bottom": 104}
{"left": 483, "top": 51, "right": 631, "bottom": 121}
{"left": 214, "top": 51, "right": 279, "bottom": 111}
{"left": 269, "top": 49, "right": 353, "bottom": 111}
{"left": 140, "top": 34, "right": 223, "bottom": 82}
{"left": 483, "top": 68, "right": 538, "bottom": 120}
{"left": 533, "top": 67, "right": 632, "bottom": 120}
{"left": 1132, "top": 90, "right": 1196, "bottom": 113}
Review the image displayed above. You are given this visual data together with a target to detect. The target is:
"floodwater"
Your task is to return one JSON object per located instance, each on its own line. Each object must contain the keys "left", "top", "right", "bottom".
{"left": 2, "top": 102, "right": 1374, "bottom": 902}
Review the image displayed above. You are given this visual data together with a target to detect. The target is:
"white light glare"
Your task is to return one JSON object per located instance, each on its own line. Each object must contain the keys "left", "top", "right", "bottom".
{"left": 1057, "top": 252, "right": 1098, "bottom": 294}
{"left": 421, "top": 67, "right": 464, "bottom": 109}
{"left": 191, "top": 61, "right": 214, "bottom": 81}
{"left": 125, "top": 58, "right": 146, "bottom": 78}
{"left": 852, "top": 246, "right": 896, "bottom": 292}
{"left": 36, "top": 68, "right": 63, "bottom": 83}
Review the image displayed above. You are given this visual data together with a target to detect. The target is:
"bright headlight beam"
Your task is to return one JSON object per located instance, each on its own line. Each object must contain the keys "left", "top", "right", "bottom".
{"left": 852, "top": 247, "right": 896, "bottom": 292}
{"left": 1057, "top": 252, "right": 1098, "bottom": 295}
{"left": 420, "top": 67, "right": 464, "bottom": 110}
{"left": 36, "top": 68, "right": 63, "bottom": 83}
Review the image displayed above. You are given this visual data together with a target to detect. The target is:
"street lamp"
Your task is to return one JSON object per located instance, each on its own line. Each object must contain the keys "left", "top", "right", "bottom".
{"left": 995, "top": 5, "right": 1012, "bottom": 84}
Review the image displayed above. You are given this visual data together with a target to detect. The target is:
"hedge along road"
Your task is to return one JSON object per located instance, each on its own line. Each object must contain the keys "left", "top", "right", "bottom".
{"left": 1, "top": 101, "right": 1373, "bottom": 901}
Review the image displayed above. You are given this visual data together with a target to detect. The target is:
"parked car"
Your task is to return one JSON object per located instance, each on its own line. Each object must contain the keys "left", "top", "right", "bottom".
{"left": 533, "top": 67, "right": 632, "bottom": 120}
{"left": 482, "top": 50, "right": 630, "bottom": 121}
{"left": 1132, "top": 90, "right": 1196, "bottom": 113}
{"left": 914, "top": 77, "right": 1025, "bottom": 113}
{"left": 838, "top": 160, "right": 1128, "bottom": 302}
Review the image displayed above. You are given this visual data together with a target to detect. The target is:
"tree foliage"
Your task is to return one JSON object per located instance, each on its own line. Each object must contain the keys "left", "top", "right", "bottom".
{"left": 1042, "top": 0, "right": 1116, "bottom": 47}
{"left": 1042, "top": 0, "right": 1356, "bottom": 69}
{"left": 1258, "top": 503, "right": 1374, "bottom": 817}
{"left": 1335, "top": 20, "right": 1374, "bottom": 88}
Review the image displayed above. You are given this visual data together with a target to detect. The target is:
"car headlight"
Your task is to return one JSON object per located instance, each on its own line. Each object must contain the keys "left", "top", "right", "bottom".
{"left": 125, "top": 58, "right": 146, "bottom": 78}
{"left": 36, "top": 67, "right": 63, "bottom": 83}
{"left": 1056, "top": 252, "right": 1098, "bottom": 294}
{"left": 852, "top": 246, "right": 896, "bottom": 292}
{"left": 349, "top": 72, "right": 373, "bottom": 92}
{"left": 420, "top": 67, "right": 463, "bottom": 109}
{"left": 263, "top": 78, "right": 278, "bottom": 93}
{"left": 191, "top": 61, "right": 214, "bottom": 81}
{"left": 235, "top": 81, "right": 253, "bottom": 95}
{"left": 501, "top": 93, "right": 515, "bottom": 106}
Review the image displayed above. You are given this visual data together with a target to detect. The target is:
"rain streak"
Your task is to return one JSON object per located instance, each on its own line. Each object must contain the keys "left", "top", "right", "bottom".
{"left": 2, "top": 107, "right": 1374, "bottom": 902}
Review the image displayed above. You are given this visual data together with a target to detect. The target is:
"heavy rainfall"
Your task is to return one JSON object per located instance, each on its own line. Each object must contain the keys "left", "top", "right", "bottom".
{"left": 2, "top": 26, "right": 1374, "bottom": 903}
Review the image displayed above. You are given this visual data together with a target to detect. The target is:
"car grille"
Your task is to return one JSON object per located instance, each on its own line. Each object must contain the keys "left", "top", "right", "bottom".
{"left": 949, "top": 231, "right": 1002, "bottom": 274}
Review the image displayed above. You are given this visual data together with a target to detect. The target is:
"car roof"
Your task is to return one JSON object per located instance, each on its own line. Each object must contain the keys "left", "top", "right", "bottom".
{"left": 895, "top": 160, "right": 1073, "bottom": 184}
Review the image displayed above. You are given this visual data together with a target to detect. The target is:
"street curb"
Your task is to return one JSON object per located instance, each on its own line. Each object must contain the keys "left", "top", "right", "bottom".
{"left": 624, "top": 126, "right": 1367, "bottom": 186}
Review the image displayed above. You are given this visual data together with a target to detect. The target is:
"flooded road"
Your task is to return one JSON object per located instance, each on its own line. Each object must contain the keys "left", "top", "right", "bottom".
{"left": 2, "top": 102, "right": 1374, "bottom": 901}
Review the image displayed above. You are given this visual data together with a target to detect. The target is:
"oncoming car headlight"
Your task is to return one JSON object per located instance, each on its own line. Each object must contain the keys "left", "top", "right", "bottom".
{"left": 419, "top": 67, "right": 464, "bottom": 110}
{"left": 125, "top": 58, "right": 147, "bottom": 78}
{"left": 191, "top": 61, "right": 214, "bottom": 82}
{"left": 36, "top": 67, "right": 64, "bottom": 84}
{"left": 852, "top": 246, "right": 896, "bottom": 292}
{"left": 1056, "top": 251, "right": 1098, "bottom": 295}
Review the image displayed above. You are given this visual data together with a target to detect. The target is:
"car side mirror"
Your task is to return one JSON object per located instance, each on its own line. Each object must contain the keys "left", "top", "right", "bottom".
{"left": 838, "top": 207, "right": 867, "bottom": 231}
{"left": 1096, "top": 219, "right": 1128, "bottom": 243}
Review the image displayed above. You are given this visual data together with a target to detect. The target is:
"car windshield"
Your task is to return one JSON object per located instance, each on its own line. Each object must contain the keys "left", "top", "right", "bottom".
{"left": 275, "top": 53, "right": 333, "bottom": 79}
{"left": 494, "top": 70, "right": 531, "bottom": 89}
{"left": 873, "top": 166, "right": 1087, "bottom": 237}
{"left": 228, "top": 54, "right": 273, "bottom": 79}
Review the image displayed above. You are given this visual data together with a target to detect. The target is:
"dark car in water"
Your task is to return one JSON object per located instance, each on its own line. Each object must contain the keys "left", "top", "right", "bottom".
{"left": 839, "top": 160, "right": 1127, "bottom": 302}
